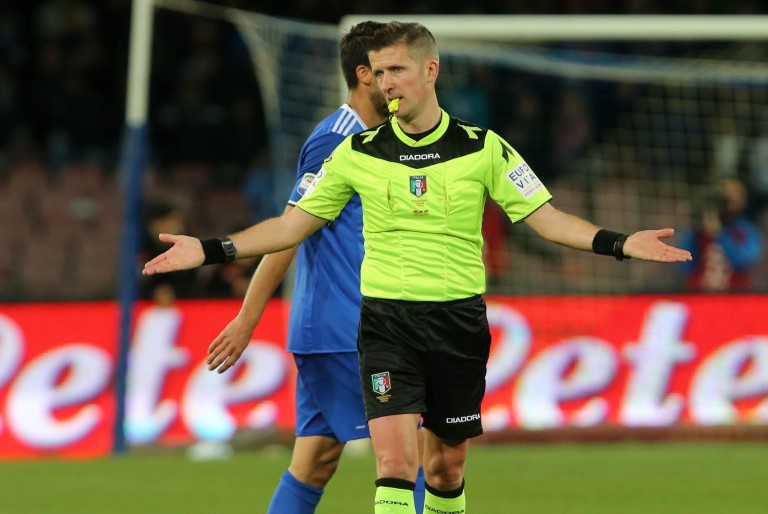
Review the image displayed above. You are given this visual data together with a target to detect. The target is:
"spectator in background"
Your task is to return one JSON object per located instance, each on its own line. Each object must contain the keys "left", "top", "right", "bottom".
{"left": 498, "top": 80, "right": 547, "bottom": 176}
{"left": 710, "top": 114, "right": 743, "bottom": 180}
{"left": 551, "top": 88, "right": 593, "bottom": 173}
{"left": 0, "top": 62, "right": 20, "bottom": 153}
{"left": 242, "top": 147, "right": 279, "bottom": 222}
{"left": 153, "top": 70, "right": 227, "bottom": 167}
{"left": 679, "top": 178, "right": 764, "bottom": 292}
{"left": 35, "top": 0, "right": 97, "bottom": 40}
{"left": 746, "top": 110, "right": 768, "bottom": 222}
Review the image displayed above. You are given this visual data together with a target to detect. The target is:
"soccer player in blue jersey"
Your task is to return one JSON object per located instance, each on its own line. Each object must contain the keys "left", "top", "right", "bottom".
{"left": 201, "top": 21, "right": 425, "bottom": 514}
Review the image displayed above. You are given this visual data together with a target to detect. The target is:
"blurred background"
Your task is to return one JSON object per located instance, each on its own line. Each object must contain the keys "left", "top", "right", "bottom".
{"left": 1, "top": 0, "right": 767, "bottom": 303}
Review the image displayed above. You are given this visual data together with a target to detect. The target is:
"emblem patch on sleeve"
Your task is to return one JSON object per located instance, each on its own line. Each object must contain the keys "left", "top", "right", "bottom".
{"left": 507, "top": 162, "right": 543, "bottom": 199}
{"left": 296, "top": 173, "right": 316, "bottom": 197}
{"left": 303, "top": 169, "right": 324, "bottom": 198}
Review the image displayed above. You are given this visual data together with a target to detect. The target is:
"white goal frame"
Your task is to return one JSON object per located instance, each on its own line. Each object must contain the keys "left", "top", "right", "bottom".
{"left": 340, "top": 14, "right": 768, "bottom": 41}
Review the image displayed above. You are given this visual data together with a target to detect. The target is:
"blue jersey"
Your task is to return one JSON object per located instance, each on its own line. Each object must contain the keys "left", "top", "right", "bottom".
{"left": 286, "top": 104, "right": 366, "bottom": 354}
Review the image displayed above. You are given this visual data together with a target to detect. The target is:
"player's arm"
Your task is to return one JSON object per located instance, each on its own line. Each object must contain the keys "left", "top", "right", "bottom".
{"left": 142, "top": 206, "right": 326, "bottom": 275}
{"left": 206, "top": 204, "right": 299, "bottom": 374}
{"left": 524, "top": 202, "right": 692, "bottom": 263}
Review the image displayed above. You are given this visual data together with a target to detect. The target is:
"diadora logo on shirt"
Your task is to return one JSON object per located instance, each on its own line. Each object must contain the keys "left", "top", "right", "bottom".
{"left": 400, "top": 152, "right": 441, "bottom": 162}
{"left": 445, "top": 413, "right": 480, "bottom": 424}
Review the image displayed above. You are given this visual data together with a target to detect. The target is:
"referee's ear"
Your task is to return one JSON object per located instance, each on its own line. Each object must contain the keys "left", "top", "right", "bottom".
{"left": 425, "top": 58, "right": 439, "bottom": 85}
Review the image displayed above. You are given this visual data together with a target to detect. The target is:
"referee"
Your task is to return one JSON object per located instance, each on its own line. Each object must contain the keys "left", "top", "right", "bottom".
{"left": 144, "top": 21, "right": 692, "bottom": 514}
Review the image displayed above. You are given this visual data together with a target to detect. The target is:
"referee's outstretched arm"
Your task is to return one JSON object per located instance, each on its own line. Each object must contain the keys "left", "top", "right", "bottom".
{"left": 142, "top": 207, "right": 327, "bottom": 276}
{"left": 524, "top": 202, "right": 693, "bottom": 263}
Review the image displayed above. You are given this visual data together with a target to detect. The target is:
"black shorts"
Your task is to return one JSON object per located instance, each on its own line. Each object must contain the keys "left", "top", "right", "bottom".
{"left": 357, "top": 294, "right": 491, "bottom": 440}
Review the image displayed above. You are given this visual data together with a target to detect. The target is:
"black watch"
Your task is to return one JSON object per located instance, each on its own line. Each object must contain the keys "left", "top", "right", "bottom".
{"left": 219, "top": 236, "right": 237, "bottom": 263}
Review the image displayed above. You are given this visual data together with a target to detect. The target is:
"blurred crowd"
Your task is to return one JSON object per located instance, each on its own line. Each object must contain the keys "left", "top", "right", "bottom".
{"left": 0, "top": 0, "right": 767, "bottom": 302}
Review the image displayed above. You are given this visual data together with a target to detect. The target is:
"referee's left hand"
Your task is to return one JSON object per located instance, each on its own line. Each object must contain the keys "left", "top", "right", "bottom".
{"left": 623, "top": 228, "right": 692, "bottom": 262}
{"left": 142, "top": 233, "right": 205, "bottom": 275}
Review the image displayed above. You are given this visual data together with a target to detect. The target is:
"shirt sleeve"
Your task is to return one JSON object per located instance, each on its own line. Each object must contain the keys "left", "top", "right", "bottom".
{"left": 296, "top": 138, "right": 356, "bottom": 221}
{"left": 485, "top": 130, "right": 552, "bottom": 223}
{"left": 288, "top": 132, "right": 347, "bottom": 205}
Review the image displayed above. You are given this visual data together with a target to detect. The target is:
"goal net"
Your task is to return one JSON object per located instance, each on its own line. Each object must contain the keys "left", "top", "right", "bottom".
{"left": 423, "top": 30, "right": 768, "bottom": 295}
{"left": 149, "top": 5, "right": 768, "bottom": 295}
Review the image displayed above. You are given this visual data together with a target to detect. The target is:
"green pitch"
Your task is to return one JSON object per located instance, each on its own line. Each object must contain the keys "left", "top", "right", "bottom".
{"left": 0, "top": 442, "right": 766, "bottom": 514}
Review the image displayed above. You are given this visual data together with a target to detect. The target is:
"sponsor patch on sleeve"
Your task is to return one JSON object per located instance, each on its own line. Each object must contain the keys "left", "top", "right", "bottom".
{"left": 507, "top": 162, "right": 543, "bottom": 199}
{"left": 296, "top": 173, "right": 316, "bottom": 197}
{"left": 302, "top": 169, "right": 324, "bottom": 198}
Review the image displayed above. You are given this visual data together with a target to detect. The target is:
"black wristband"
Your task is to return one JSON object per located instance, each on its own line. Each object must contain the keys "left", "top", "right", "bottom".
{"left": 592, "top": 229, "right": 630, "bottom": 261}
{"left": 200, "top": 237, "right": 236, "bottom": 265}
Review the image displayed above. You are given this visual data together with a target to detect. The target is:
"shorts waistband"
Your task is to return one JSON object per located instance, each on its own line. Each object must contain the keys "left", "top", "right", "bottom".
{"left": 362, "top": 294, "right": 482, "bottom": 308}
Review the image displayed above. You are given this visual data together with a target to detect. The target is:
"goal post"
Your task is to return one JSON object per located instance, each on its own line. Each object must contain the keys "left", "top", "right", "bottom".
{"left": 115, "top": 0, "right": 155, "bottom": 454}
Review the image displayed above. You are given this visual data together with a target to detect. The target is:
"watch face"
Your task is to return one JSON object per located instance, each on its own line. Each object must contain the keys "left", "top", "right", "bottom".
{"left": 221, "top": 238, "right": 236, "bottom": 261}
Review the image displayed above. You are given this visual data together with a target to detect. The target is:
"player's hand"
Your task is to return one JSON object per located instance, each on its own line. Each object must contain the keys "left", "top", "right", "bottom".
{"left": 623, "top": 229, "right": 692, "bottom": 262}
{"left": 207, "top": 316, "right": 253, "bottom": 374}
{"left": 142, "top": 234, "right": 205, "bottom": 275}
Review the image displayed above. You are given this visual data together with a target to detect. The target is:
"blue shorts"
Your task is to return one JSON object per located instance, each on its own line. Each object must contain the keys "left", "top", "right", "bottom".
{"left": 294, "top": 352, "right": 370, "bottom": 442}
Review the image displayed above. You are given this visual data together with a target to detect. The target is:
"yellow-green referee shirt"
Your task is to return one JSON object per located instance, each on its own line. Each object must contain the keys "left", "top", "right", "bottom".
{"left": 297, "top": 110, "right": 552, "bottom": 301}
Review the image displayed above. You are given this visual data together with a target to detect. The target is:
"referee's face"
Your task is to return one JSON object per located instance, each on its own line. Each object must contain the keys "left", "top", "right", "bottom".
{"left": 370, "top": 43, "right": 436, "bottom": 123}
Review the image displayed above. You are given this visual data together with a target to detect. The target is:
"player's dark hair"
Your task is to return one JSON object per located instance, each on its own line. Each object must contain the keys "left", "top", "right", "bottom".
{"left": 340, "top": 21, "right": 385, "bottom": 89}
{"left": 368, "top": 21, "right": 439, "bottom": 63}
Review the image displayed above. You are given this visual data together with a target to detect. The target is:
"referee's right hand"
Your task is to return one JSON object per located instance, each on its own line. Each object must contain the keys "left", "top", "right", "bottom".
{"left": 143, "top": 234, "right": 205, "bottom": 275}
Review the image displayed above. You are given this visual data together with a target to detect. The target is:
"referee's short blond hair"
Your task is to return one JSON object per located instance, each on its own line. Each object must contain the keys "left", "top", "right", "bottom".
{"left": 369, "top": 21, "right": 439, "bottom": 64}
